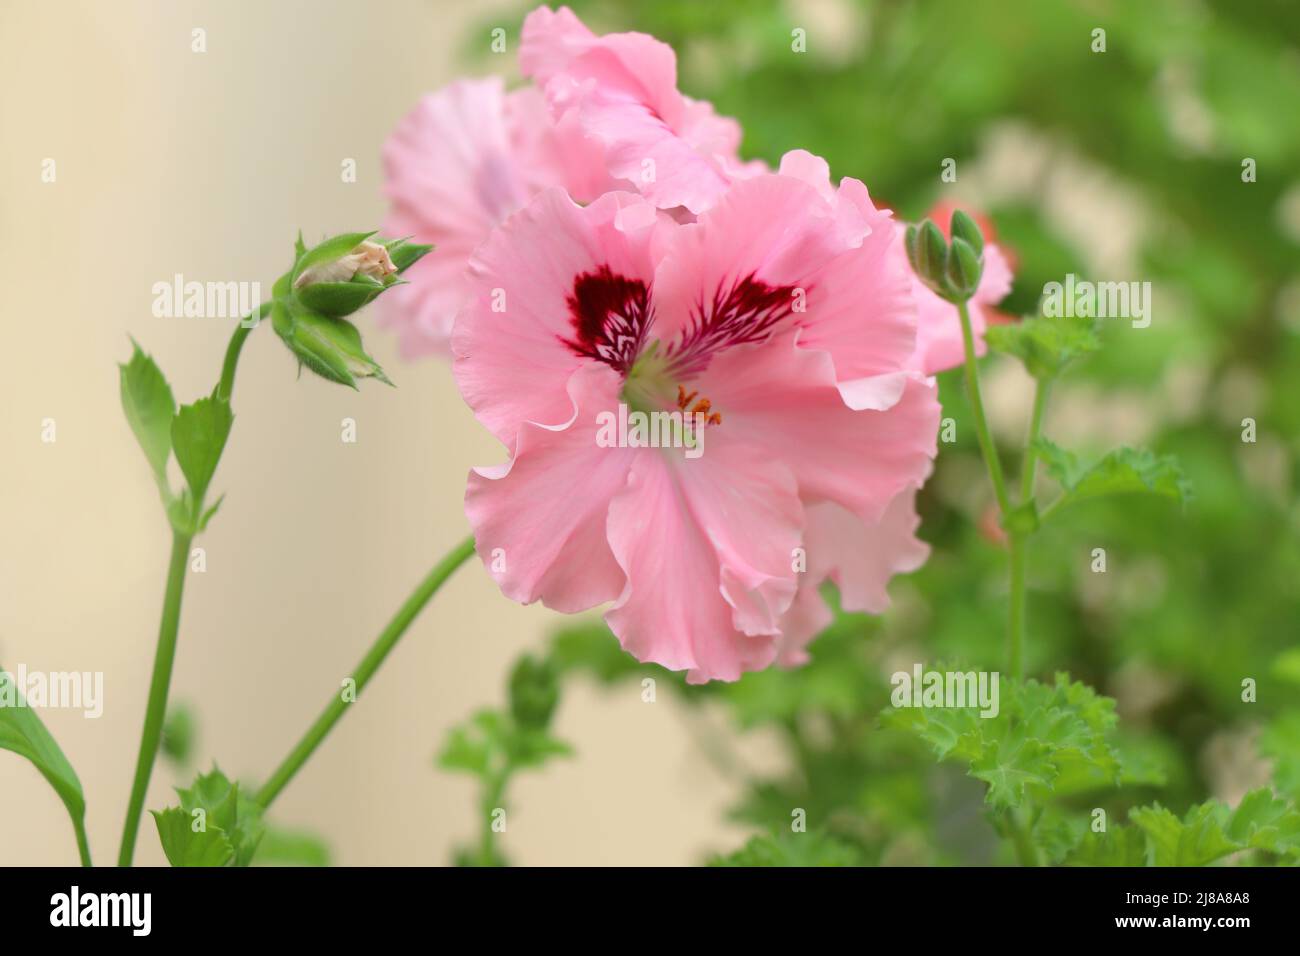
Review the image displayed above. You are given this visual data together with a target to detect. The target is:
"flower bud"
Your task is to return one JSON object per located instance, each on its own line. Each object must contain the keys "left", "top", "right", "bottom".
{"left": 905, "top": 215, "right": 985, "bottom": 303}
{"left": 508, "top": 654, "right": 560, "bottom": 731}
{"left": 917, "top": 220, "right": 948, "bottom": 290}
{"left": 949, "top": 209, "right": 985, "bottom": 257}
{"left": 945, "top": 236, "right": 983, "bottom": 299}
{"left": 270, "top": 230, "right": 432, "bottom": 388}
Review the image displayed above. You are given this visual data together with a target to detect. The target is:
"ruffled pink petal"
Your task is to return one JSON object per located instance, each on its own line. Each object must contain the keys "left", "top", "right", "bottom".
{"left": 773, "top": 583, "right": 834, "bottom": 668}
{"left": 452, "top": 188, "right": 664, "bottom": 446}
{"left": 806, "top": 489, "right": 929, "bottom": 614}
{"left": 503, "top": 85, "right": 617, "bottom": 202}
{"left": 698, "top": 331, "right": 941, "bottom": 526}
{"left": 520, "top": 5, "right": 750, "bottom": 213}
{"left": 651, "top": 169, "right": 917, "bottom": 385}
{"left": 774, "top": 488, "right": 928, "bottom": 666}
{"left": 465, "top": 363, "right": 630, "bottom": 613}
{"left": 604, "top": 440, "right": 803, "bottom": 682}
{"left": 381, "top": 78, "right": 535, "bottom": 356}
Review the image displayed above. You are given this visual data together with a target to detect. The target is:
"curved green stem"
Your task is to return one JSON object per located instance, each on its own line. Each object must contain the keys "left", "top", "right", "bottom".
{"left": 117, "top": 530, "right": 193, "bottom": 866}
{"left": 217, "top": 303, "right": 272, "bottom": 402}
{"left": 74, "top": 817, "right": 92, "bottom": 867}
{"left": 255, "top": 534, "right": 477, "bottom": 809}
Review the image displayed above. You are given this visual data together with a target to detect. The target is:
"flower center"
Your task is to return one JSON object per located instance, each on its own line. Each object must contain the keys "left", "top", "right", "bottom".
{"left": 621, "top": 343, "right": 722, "bottom": 442}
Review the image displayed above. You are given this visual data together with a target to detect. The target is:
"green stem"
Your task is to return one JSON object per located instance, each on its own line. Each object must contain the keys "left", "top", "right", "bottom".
{"left": 1008, "top": 379, "right": 1049, "bottom": 685}
{"left": 255, "top": 534, "right": 477, "bottom": 809}
{"left": 956, "top": 300, "right": 1011, "bottom": 516}
{"left": 117, "top": 530, "right": 193, "bottom": 866}
{"left": 1010, "top": 811, "right": 1040, "bottom": 866}
{"left": 1008, "top": 534, "right": 1026, "bottom": 683}
{"left": 217, "top": 303, "right": 272, "bottom": 402}
{"left": 478, "top": 773, "right": 508, "bottom": 867}
{"left": 74, "top": 817, "right": 92, "bottom": 867}
{"left": 1020, "top": 380, "right": 1050, "bottom": 503}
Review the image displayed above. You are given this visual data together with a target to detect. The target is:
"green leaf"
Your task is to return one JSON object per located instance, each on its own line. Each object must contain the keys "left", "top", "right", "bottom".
{"left": 506, "top": 728, "right": 573, "bottom": 771}
{"left": 154, "top": 766, "right": 264, "bottom": 867}
{"left": 1035, "top": 439, "right": 1191, "bottom": 516}
{"left": 1131, "top": 801, "right": 1239, "bottom": 866}
{"left": 1226, "top": 788, "right": 1300, "bottom": 856}
{"left": 151, "top": 807, "right": 235, "bottom": 867}
{"left": 709, "top": 830, "right": 862, "bottom": 867}
{"left": 119, "top": 341, "right": 176, "bottom": 493}
{"left": 0, "top": 667, "right": 89, "bottom": 860}
{"left": 985, "top": 313, "right": 1100, "bottom": 380}
{"left": 1067, "top": 824, "right": 1148, "bottom": 866}
{"left": 886, "top": 673, "right": 1123, "bottom": 811}
{"left": 437, "top": 708, "right": 571, "bottom": 778}
{"left": 251, "top": 824, "right": 332, "bottom": 866}
{"left": 437, "top": 709, "right": 504, "bottom": 778}
{"left": 1261, "top": 712, "right": 1300, "bottom": 801}
{"left": 171, "top": 395, "right": 233, "bottom": 507}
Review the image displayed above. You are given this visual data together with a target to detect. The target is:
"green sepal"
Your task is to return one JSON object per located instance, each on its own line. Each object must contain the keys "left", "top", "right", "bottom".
{"left": 383, "top": 236, "right": 434, "bottom": 274}
{"left": 273, "top": 302, "right": 391, "bottom": 389}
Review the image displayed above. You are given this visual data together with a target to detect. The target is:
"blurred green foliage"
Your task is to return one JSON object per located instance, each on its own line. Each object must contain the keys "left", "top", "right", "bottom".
{"left": 448, "top": 0, "right": 1300, "bottom": 864}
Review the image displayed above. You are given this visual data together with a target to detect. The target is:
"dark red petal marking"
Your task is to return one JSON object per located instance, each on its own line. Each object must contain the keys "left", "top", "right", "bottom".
{"left": 666, "top": 273, "right": 800, "bottom": 378}
{"left": 559, "top": 265, "right": 654, "bottom": 375}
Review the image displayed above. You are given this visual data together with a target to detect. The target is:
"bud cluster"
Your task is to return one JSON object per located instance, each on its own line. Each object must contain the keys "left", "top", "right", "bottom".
{"left": 904, "top": 209, "right": 986, "bottom": 304}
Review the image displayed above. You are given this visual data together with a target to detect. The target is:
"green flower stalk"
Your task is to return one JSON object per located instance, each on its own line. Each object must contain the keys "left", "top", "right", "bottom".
{"left": 115, "top": 230, "right": 429, "bottom": 867}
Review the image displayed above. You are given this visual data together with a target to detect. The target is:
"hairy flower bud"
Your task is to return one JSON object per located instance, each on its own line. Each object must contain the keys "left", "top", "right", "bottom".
{"left": 268, "top": 230, "right": 432, "bottom": 388}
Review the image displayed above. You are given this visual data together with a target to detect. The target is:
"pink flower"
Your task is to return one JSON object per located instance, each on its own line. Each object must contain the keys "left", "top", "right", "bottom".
{"left": 520, "top": 5, "right": 765, "bottom": 215}
{"left": 903, "top": 205, "right": 1015, "bottom": 375}
{"left": 380, "top": 77, "right": 612, "bottom": 357}
{"left": 454, "top": 155, "right": 940, "bottom": 682}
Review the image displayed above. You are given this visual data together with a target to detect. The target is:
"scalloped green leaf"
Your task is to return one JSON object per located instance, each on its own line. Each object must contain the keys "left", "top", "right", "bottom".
{"left": 119, "top": 342, "right": 176, "bottom": 494}
{"left": 709, "top": 829, "right": 862, "bottom": 867}
{"left": 1035, "top": 439, "right": 1191, "bottom": 515}
{"left": 171, "top": 395, "right": 233, "bottom": 506}
{"left": 985, "top": 312, "right": 1100, "bottom": 380}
